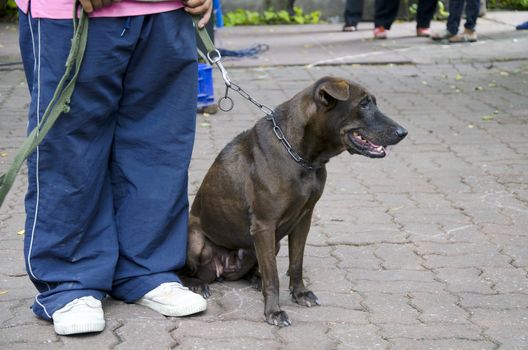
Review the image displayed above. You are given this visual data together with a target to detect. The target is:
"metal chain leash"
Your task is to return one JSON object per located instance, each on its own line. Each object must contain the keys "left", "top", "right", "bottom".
{"left": 208, "top": 52, "right": 318, "bottom": 171}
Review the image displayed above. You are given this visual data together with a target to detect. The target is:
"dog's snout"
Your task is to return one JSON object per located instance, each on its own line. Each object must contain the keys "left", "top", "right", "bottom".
{"left": 395, "top": 126, "right": 408, "bottom": 139}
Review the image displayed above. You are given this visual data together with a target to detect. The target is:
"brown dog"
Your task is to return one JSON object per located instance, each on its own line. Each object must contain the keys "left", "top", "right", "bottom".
{"left": 183, "top": 77, "right": 407, "bottom": 326}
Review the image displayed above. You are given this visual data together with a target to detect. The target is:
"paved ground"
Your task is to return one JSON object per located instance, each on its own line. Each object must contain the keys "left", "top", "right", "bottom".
{"left": 1, "top": 11, "right": 528, "bottom": 350}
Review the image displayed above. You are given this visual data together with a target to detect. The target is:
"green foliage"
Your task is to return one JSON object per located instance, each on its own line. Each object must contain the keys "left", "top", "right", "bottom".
{"left": 488, "top": 0, "right": 528, "bottom": 9}
{"left": 408, "top": 0, "right": 448, "bottom": 21}
{"left": 223, "top": 6, "right": 322, "bottom": 26}
{"left": 0, "top": 0, "right": 18, "bottom": 18}
{"left": 436, "top": 1, "right": 449, "bottom": 20}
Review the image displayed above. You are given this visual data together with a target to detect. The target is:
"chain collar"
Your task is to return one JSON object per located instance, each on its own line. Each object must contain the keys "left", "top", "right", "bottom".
{"left": 220, "top": 81, "right": 321, "bottom": 171}
{"left": 206, "top": 52, "right": 321, "bottom": 171}
{"left": 264, "top": 112, "right": 322, "bottom": 171}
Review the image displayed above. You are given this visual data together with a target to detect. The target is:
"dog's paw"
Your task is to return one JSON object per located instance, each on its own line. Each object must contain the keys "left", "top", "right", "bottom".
{"left": 292, "top": 290, "right": 320, "bottom": 307}
{"left": 266, "top": 311, "right": 292, "bottom": 327}
{"left": 189, "top": 283, "right": 211, "bottom": 299}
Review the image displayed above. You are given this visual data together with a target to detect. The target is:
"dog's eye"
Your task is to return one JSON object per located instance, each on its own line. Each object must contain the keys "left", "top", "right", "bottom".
{"left": 359, "top": 97, "right": 370, "bottom": 109}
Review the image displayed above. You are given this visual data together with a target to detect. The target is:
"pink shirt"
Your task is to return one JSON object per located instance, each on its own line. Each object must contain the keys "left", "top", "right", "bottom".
{"left": 16, "top": 0, "right": 184, "bottom": 19}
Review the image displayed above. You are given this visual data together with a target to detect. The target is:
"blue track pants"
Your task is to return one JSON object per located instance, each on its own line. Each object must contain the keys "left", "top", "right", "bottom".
{"left": 18, "top": 9, "right": 197, "bottom": 320}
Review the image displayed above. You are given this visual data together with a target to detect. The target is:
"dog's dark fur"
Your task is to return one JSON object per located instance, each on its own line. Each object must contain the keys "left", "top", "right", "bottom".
{"left": 182, "top": 77, "right": 407, "bottom": 326}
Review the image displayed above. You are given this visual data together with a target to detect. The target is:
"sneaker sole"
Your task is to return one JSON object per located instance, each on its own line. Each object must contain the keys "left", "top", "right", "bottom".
{"left": 54, "top": 321, "right": 105, "bottom": 335}
{"left": 136, "top": 298, "right": 207, "bottom": 317}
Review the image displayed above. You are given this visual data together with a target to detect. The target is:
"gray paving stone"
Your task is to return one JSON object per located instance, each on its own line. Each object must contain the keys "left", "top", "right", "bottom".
{"left": 312, "top": 291, "right": 363, "bottom": 310}
{"left": 0, "top": 324, "right": 59, "bottom": 346}
{"left": 470, "top": 308, "right": 528, "bottom": 329}
{"left": 59, "top": 319, "right": 121, "bottom": 350}
{"left": 327, "top": 324, "right": 389, "bottom": 350}
{"left": 103, "top": 298, "right": 167, "bottom": 321}
{"left": 423, "top": 252, "right": 512, "bottom": 269}
{"left": 352, "top": 280, "right": 442, "bottom": 294}
{"left": 459, "top": 292, "right": 528, "bottom": 310}
{"left": 402, "top": 223, "right": 451, "bottom": 243}
{"left": 332, "top": 246, "right": 383, "bottom": 271}
{"left": 374, "top": 244, "right": 426, "bottom": 270}
{"left": 481, "top": 267, "right": 528, "bottom": 294}
{"left": 6, "top": 343, "right": 64, "bottom": 350}
{"left": 114, "top": 320, "right": 177, "bottom": 349}
{"left": 174, "top": 337, "right": 282, "bottom": 350}
{"left": 325, "top": 229, "right": 409, "bottom": 246}
{"left": 414, "top": 242, "right": 502, "bottom": 256}
{"left": 362, "top": 293, "right": 420, "bottom": 325}
{"left": 281, "top": 305, "right": 369, "bottom": 324}
{"left": 409, "top": 291, "right": 470, "bottom": 324}
{"left": 389, "top": 338, "right": 497, "bottom": 350}
{"left": 379, "top": 322, "right": 484, "bottom": 341}
{"left": 0, "top": 300, "right": 17, "bottom": 325}
{"left": 173, "top": 319, "right": 276, "bottom": 340}
{"left": 470, "top": 309, "right": 528, "bottom": 349}
{"left": 1, "top": 298, "right": 46, "bottom": 327}
{"left": 434, "top": 268, "right": 495, "bottom": 294}
{"left": 277, "top": 322, "right": 337, "bottom": 349}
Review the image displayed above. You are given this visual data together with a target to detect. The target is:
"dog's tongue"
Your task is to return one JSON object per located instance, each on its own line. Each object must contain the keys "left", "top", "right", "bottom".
{"left": 384, "top": 146, "right": 391, "bottom": 156}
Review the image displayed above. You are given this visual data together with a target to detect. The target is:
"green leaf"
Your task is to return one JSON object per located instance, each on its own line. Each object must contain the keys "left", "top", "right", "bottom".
{"left": 222, "top": 7, "right": 322, "bottom": 26}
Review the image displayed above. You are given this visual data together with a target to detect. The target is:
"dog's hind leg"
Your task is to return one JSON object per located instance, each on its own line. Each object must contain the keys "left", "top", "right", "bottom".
{"left": 184, "top": 216, "right": 219, "bottom": 297}
{"left": 186, "top": 215, "right": 258, "bottom": 296}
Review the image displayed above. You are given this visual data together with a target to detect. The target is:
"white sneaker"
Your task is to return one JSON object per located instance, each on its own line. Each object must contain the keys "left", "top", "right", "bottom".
{"left": 135, "top": 282, "right": 207, "bottom": 317}
{"left": 52, "top": 296, "right": 105, "bottom": 335}
{"left": 431, "top": 29, "right": 455, "bottom": 41}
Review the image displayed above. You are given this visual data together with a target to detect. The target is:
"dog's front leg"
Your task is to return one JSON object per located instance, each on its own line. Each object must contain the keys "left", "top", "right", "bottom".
{"left": 251, "top": 219, "right": 292, "bottom": 327}
{"left": 288, "top": 210, "right": 321, "bottom": 307}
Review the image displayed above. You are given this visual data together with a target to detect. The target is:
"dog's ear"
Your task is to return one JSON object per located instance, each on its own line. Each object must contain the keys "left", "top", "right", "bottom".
{"left": 316, "top": 79, "right": 350, "bottom": 107}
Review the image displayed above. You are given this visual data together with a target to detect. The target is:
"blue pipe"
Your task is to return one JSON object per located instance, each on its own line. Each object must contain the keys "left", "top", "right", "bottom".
{"left": 213, "top": 0, "right": 224, "bottom": 28}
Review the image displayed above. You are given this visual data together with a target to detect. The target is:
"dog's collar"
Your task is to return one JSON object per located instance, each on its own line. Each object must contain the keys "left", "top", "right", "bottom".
{"left": 266, "top": 112, "right": 323, "bottom": 171}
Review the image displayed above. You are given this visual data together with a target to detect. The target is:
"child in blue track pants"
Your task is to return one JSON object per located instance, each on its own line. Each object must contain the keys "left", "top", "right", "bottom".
{"left": 16, "top": 0, "right": 212, "bottom": 336}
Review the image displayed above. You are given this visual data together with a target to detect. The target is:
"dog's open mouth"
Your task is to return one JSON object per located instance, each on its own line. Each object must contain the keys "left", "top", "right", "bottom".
{"left": 347, "top": 131, "right": 387, "bottom": 158}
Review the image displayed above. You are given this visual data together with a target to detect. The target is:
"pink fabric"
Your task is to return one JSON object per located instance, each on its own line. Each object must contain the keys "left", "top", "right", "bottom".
{"left": 16, "top": 0, "right": 184, "bottom": 19}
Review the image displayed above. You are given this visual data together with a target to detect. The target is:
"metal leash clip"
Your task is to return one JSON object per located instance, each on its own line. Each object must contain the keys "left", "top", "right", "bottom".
{"left": 207, "top": 49, "right": 234, "bottom": 112}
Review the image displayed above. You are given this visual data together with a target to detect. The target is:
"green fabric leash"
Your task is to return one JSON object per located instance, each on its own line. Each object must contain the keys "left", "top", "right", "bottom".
{"left": 0, "top": 3, "right": 215, "bottom": 208}
{"left": 0, "top": 4, "right": 88, "bottom": 208}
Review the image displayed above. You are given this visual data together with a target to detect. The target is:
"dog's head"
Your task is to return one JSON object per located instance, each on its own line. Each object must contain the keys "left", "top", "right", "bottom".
{"left": 309, "top": 77, "right": 407, "bottom": 158}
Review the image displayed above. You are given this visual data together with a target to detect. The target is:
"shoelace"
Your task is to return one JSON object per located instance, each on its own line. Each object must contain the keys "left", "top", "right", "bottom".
{"left": 159, "top": 282, "right": 189, "bottom": 292}
{"left": 59, "top": 297, "right": 98, "bottom": 312}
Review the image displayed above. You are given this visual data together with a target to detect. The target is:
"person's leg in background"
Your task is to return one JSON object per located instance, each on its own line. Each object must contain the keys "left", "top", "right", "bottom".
{"left": 416, "top": 0, "right": 437, "bottom": 37}
{"left": 108, "top": 9, "right": 205, "bottom": 317}
{"left": 446, "top": 0, "right": 465, "bottom": 35}
{"left": 450, "top": 0, "right": 479, "bottom": 41}
{"left": 343, "top": 0, "right": 364, "bottom": 31}
{"left": 431, "top": 0, "right": 464, "bottom": 40}
{"left": 464, "top": 0, "right": 480, "bottom": 32}
{"left": 373, "top": 0, "right": 400, "bottom": 39}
